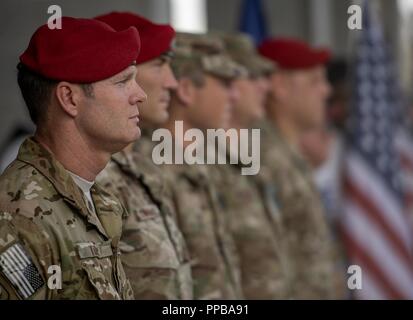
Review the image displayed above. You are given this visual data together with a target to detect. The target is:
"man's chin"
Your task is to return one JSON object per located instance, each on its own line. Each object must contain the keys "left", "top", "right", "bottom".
{"left": 132, "top": 127, "right": 142, "bottom": 140}
{"left": 123, "top": 128, "right": 142, "bottom": 147}
{"left": 153, "top": 112, "right": 170, "bottom": 126}
{"left": 253, "top": 107, "right": 265, "bottom": 121}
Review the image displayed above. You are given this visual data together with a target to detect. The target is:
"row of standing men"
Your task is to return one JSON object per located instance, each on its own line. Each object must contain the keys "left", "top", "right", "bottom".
{"left": 0, "top": 12, "right": 348, "bottom": 299}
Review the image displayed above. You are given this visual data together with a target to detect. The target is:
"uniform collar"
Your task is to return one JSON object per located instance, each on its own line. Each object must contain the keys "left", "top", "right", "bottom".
{"left": 112, "top": 150, "right": 141, "bottom": 178}
{"left": 133, "top": 131, "right": 155, "bottom": 158}
{"left": 263, "top": 121, "right": 311, "bottom": 174}
{"left": 17, "top": 137, "right": 87, "bottom": 211}
{"left": 111, "top": 150, "right": 164, "bottom": 197}
{"left": 180, "top": 163, "right": 209, "bottom": 187}
{"left": 17, "top": 137, "right": 123, "bottom": 241}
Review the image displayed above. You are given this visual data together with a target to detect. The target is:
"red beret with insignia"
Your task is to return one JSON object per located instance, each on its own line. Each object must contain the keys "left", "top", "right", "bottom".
{"left": 20, "top": 16, "right": 140, "bottom": 83}
{"left": 95, "top": 11, "right": 175, "bottom": 64}
{"left": 258, "top": 38, "right": 331, "bottom": 70}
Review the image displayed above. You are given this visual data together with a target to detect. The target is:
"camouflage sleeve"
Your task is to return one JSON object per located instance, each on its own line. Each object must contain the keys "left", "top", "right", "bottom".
{"left": 0, "top": 211, "right": 52, "bottom": 300}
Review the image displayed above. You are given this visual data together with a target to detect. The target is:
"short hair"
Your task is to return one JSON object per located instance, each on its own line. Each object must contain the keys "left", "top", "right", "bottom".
{"left": 17, "top": 63, "right": 94, "bottom": 126}
{"left": 80, "top": 83, "right": 94, "bottom": 98}
{"left": 17, "top": 63, "right": 57, "bottom": 126}
{"left": 327, "top": 59, "right": 348, "bottom": 87}
{"left": 171, "top": 60, "right": 205, "bottom": 88}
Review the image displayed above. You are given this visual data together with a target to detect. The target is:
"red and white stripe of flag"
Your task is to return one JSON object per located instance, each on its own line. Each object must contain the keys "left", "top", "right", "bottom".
{"left": 340, "top": 150, "right": 413, "bottom": 299}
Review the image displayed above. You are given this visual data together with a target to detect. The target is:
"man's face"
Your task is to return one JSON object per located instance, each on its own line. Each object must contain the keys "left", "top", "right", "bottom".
{"left": 76, "top": 65, "right": 147, "bottom": 153}
{"left": 254, "top": 75, "right": 271, "bottom": 109}
{"left": 272, "top": 65, "right": 331, "bottom": 131}
{"left": 136, "top": 56, "right": 178, "bottom": 126}
{"left": 189, "top": 75, "right": 239, "bottom": 130}
{"left": 232, "top": 75, "right": 270, "bottom": 126}
{"left": 300, "top": 127, "right": 332, "bottom": 168}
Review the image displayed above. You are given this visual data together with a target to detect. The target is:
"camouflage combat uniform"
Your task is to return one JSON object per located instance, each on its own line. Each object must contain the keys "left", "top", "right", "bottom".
{"left": 207, "top": 33, "right": 291, "bottom": 299}
{"left": 209, "top": 158, "right": 291, "bottom": 299}
{"left": 97, "top": 147, "right": 193, "bottom": 299}
{"left": 0, "top": 138, "right": 133, "bottom": 300}
{"left": 163, "top": 162, "right": 243, "bottom": 300}
{"left": 134, "top": 129, "right": 242, "bottom": 299}
{"left": 260, "top": 121, "right": 340, "bottom": 299}
{"left": 147, "top": 32, "right": 247, "bottom": 299}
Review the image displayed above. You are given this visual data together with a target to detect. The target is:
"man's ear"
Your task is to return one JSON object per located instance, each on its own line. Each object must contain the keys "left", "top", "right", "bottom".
{"left": 175, "top": 77, "right": 197, "bottom": 106}
{"left": 55, "top": 82, "right": 83, "bottom": 117}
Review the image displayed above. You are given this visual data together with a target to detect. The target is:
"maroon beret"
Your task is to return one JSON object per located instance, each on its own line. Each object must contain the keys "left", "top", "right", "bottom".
{"left": 258, "top": 38, "right": 331, "bottom": 70}
{"left": 20, "top": 16, "right": 140, "bottom": 83}
{"left": 95, "top": 12, "right": 175, "bottom": 64}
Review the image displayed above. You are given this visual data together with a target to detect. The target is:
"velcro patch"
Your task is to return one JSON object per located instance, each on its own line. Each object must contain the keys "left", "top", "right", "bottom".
{"left": 0, "top": 243, "right": 44, "bottom": 298}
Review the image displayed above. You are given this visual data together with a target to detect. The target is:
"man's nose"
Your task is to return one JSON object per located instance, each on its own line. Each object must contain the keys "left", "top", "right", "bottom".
{"left": 131, "top": 81, "right": 147, "bottom": 104}
{"left": 322, "top": 79, "right": 332, "bottom": 99}
{"left": 229, "top": 82, "right": 240, "bottom": 103}
{"left": 164, "top": 65, "right": 178, "bottom": 90}
{"left": 258, "top": 77, "right": 270, "bottom": 94}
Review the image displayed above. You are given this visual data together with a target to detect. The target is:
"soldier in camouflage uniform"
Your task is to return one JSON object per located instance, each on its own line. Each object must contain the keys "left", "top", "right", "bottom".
{"left": 258, "top": 38, "right": 344, "bottom": 298}
{"left": 0, "top": 139, "right": 135, "bottom": 300}
{"left": 95, "top": 12, "right": 193, "bottom": 299}
{"left": 164, "top": 164, "right": 243, "bottom": 299}
{"left": 207, "top": 32, "right": 292, "bottom": 299}
{"left": 208, "top": 159, "right": 290, "bottom": 299}
{"left": 160, "top": 33, "right": 246, "bottom": 299}
{"left": 0, "top": 17, "right": 145, "bottom": 299}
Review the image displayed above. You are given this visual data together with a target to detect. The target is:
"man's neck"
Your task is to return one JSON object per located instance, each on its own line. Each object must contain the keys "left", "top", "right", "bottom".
{"left": 163, "top": 116, "right": 194, "bottom": 149}
{"left": 229, "top": 116, "right": 252, "bottom": 132}
{"left": 123, "top": 142, "right": 134, "bottom": 154}
{"left": 34, "top": 130, "right": 110, "bottom": 181}
{"left": 268, "top": 102, "right": 302, "bottom": 148}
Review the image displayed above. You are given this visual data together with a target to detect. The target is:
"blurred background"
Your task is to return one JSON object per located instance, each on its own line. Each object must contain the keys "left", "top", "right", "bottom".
{"left": 0, "top": 0, "right": 410, "bottom": 150}
{"left": 2, "top": 0, "right": 413, "bottom": 299}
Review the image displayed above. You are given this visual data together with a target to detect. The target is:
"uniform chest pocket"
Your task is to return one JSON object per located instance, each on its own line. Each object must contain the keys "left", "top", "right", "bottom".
{"left": 133, "top": 204, "right": 161, "bottom": 221}
{"left": 75, "top": 241, "right": 121, "bottom": 300}
{"left": 120, "top": 204, "right": 181, "bottom": 270}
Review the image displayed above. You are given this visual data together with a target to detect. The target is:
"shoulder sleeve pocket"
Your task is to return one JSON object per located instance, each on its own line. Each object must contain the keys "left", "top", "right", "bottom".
{"left": 0, "top": 242, "right": 45, "bottom": 299}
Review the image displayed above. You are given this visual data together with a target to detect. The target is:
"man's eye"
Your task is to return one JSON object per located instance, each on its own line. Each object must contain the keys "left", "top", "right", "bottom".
{"left": 219, "top": 79, "right": 231, "bottom": 88}
{"left": 156, "top": 58, "right": 169, "bottom": 67}
{"left": 116, "top": 78, "right": 129, "bottom": 85}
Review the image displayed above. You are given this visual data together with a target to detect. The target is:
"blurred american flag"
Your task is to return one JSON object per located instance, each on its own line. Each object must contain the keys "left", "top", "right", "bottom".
{"left": 340, "top": 1, "right": 413, "bottom": 299}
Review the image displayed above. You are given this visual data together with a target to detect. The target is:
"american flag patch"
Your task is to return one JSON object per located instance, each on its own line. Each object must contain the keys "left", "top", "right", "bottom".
{"left": 0, "top": 243, "right": 44, "bottom": 298}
